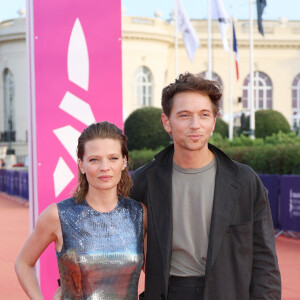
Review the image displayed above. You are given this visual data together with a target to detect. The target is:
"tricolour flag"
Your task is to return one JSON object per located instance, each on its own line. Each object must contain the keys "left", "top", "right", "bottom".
{"left": 257, "top": 0, "right": 267, "bottom": 36}
{"left": 176, "top": 0, "right": 200, "bottom": 62}
{"left": 212, "top": 0, "right": 230, "bottom": 52}
{"left": 232, "top": 20, "right": 239, "bottom": 80}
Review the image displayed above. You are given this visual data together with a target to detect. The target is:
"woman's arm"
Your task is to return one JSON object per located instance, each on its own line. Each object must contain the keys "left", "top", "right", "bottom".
{"left": 15, "top": 204, "right": 61, "bottom": 300}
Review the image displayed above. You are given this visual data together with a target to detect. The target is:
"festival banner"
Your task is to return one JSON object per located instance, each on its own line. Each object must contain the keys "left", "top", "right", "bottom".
{"left": 280, "top": 175, "right": 300, "bottom": 232}
{"left": 27, "top": 0, "right": 123, "bottom": 297}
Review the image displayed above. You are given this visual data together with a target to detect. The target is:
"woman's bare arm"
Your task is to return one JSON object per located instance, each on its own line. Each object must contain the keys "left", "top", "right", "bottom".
{"left": 15, "top": 204, "right": 61, "bottom": 300}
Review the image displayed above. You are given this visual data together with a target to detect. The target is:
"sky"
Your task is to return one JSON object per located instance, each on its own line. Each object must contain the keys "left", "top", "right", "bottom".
{"left": 1, "top": 0, "right": 300, "bottom": 22}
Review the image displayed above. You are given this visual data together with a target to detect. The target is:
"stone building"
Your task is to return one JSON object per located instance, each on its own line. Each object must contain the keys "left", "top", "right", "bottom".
{"left": 1, "top": 11, "right": 300, "bottom": 162}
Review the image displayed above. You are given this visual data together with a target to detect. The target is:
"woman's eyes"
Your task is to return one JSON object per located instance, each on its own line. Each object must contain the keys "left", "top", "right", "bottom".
{"left": 110, "top": 157, "right": 119, "bottom": 161}
{"left": 89, "top": 157, "right": 119, "bottom": 162}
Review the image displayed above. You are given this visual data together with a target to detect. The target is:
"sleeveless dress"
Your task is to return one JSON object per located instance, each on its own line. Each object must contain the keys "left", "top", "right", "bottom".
{"left": 56, "top": 196, "right": 144, "bottom": 300}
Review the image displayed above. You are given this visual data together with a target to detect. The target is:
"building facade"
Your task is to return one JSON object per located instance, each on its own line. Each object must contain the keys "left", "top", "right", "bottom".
{"left": 1, "top": 12, "right": 300, "bottom": 161}
{"left": 0, "top": 16, "right": 27, "bottom": 162}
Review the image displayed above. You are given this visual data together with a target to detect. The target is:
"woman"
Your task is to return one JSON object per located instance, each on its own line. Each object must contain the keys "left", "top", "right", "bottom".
{"left": 15, "top": 121, "right": 147, "bottom": 299}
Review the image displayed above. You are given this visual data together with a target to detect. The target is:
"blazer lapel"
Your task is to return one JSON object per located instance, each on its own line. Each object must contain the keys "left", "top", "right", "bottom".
{"left": 147, "top": 159, "right": 173, "bottom": 284}
{"left": 205, "top": 164, "right": 243, "bottom": 275}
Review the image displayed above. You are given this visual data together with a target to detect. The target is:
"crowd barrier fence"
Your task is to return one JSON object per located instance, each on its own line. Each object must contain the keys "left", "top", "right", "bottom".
{"left": 0, "top": 169, "right": 29, "bottom": 201}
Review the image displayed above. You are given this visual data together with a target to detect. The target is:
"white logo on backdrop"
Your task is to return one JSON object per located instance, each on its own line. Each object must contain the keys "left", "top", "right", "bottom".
{"left": 289, "top": 189, "right": 300, "bottom": 218}
{"left": 53, "top": 18, "right": 96, "bottom": 197}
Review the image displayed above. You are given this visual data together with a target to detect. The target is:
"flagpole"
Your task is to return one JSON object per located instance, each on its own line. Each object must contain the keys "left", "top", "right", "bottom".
{"left": 207, "top": 0, "right": 212, "bottom": 79}
{"left": 229, "top": 12, "right": 233, "bottom": 141}
{"left": 249, "top": 0, "right": 255, "bottom": 139}
{"left": 175, "top": 0, "right": 178, "bottom": 78}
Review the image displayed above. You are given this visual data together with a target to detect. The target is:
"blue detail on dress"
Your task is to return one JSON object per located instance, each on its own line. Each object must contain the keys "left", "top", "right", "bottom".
{"left": 56, "top": 196, "right": 144, "bottom": 300}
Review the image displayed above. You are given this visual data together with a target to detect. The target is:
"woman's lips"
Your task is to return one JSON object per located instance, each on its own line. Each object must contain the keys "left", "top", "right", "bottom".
{"left": 98, "top": 176, "right": 112, "bottom": 182}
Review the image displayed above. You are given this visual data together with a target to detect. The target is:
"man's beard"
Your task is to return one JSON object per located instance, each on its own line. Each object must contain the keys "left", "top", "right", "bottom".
{"left": 181, "top": 138, "right": 207, "bottom": 152}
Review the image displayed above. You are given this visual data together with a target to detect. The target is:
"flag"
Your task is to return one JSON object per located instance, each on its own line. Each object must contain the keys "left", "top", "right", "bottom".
{"left": 212, "top": 0, "right": 230, "bottom": 52}
{"left": 232, "top": 20, "right": 239, "bottom": 80}
{"left": 257, "top": 0, "right": 267, "bottom": 36}
{"left": 176, "top": 0, "right": 200, "bottom": 62}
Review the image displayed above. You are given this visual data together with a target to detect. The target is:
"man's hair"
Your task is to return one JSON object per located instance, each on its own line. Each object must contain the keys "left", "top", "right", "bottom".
{"left": 161, "top": 72, "right": 222, "bottom": 117}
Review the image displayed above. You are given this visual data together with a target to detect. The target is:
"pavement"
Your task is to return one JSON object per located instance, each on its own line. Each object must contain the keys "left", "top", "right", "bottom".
{"left": 0, "top": 194, "right": 299, "bottom": 299}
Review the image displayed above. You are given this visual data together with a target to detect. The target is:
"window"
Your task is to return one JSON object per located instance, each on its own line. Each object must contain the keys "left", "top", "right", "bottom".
{"left": 242, "top": 71, "right": 272, "bottom": 110}
{"left": 134, "top": 66, "right": 152, "bottom": 107}
{"left": 3, "top": 69, "right": 15, "bottom": 141}
{"left": 292, "top": 74, "right": 300, "bottom": 128}
{"left": 200, "top": 71, "right": 223, "bottom": 115}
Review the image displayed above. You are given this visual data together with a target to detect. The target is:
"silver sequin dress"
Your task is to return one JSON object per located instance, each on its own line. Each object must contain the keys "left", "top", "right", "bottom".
{"left": 56, "top": 196, "right": 144, "bottom": 300}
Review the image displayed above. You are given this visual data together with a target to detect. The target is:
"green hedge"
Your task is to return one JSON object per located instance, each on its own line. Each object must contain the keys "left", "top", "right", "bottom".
{"left": 244, "top": 110, "right": 291, "bottom": 138}
{"left": 223, "top": 145, "right": 300, "bottom": 174}
{"left": 129, "top": 148, "right": 162, "bottom": 170}
{"left": 214, "top": 118, "right": 229, "bottom": 138}
{"left": 125, "top": 107, "right": 170, "bottom": 150}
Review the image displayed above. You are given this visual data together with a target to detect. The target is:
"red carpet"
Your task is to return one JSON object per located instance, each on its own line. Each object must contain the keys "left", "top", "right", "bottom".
{"left": 0, "top": 194, "right": 299, "bottom": 299}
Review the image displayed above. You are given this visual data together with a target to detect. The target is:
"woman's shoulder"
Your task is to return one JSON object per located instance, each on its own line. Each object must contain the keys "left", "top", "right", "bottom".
{"left": 35, "top": 202, "right": 61, "bottom": 232}
{"left": 56, "top": 197, "right": 77, "bottom": 210}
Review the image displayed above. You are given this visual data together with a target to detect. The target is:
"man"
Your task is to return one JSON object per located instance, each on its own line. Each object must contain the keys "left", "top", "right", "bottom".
{"left": 131, "top": 73, "right": 281, "bottom": 300}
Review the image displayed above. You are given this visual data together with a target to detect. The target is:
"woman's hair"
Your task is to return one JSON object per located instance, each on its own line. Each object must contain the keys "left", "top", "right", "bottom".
{"left": 73, "top": 121, "right": 133, "bottom": 202}
{"left": 162, "top": 72, "right": 222, "bottom": 117}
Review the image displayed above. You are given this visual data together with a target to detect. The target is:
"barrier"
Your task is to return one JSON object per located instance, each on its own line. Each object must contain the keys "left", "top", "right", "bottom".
{"left": 19, "top": 171, "right": 29, "bottom": 200}
{"left": 280, "top": 175, "right": 300, "bottom": 233}
{"left": 0, "top": 169, "right": 5, "bottom": 191}
{"left": 0, "top": 169, "right": 29, "bottom": 201}
{"left": 259, "top": 174, "right": 280, "bottom": 229}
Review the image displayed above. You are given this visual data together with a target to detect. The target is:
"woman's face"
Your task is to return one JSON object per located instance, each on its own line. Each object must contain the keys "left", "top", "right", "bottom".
{"left": 78, "top": 138, "right": 126, "bottom": 194}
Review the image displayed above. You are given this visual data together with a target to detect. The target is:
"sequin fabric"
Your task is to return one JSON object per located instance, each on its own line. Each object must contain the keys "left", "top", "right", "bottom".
{"left": 56, "top": 196, "right": 144, "bottom": 300}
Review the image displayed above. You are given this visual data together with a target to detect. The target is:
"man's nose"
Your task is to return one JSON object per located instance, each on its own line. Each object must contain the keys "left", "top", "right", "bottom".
{"left": 190, "top": 116, "right": 201, "bottom": 129}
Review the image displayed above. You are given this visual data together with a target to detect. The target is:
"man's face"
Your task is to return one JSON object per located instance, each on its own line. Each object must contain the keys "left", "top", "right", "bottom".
{"left": 161, "top": 91, "right": 217, "bottom": 152}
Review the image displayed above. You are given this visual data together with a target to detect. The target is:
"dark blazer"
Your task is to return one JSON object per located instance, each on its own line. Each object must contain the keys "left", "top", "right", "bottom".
{"left": 131, "top": 144, "right": 281, "bottom": 300}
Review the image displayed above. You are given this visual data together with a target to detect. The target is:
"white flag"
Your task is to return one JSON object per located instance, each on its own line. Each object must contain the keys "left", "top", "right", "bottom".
{"left": 176, "top": 0, "right": 200, "bottom": 62}
{"left": 212, "top": 0, "right": 230, "bottom": 52}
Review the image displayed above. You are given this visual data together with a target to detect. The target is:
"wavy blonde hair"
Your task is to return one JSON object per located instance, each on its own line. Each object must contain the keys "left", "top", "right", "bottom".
{"left": 73, "top": 122, "right": 133, "bottom": 202}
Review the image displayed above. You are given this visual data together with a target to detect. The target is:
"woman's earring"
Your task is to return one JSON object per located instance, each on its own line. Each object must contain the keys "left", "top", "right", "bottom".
{"left": 124, "top": 161, "right": 127, "bottom": 168}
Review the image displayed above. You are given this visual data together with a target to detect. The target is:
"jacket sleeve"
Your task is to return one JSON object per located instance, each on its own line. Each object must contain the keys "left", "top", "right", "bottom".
{"left": 250, "top": 175, "right": 281, "bottom": 299}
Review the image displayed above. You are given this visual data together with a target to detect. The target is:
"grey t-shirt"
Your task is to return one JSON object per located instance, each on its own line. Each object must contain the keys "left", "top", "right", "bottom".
{"left": 170, "top": 158, "right": 217, "bottom": 277}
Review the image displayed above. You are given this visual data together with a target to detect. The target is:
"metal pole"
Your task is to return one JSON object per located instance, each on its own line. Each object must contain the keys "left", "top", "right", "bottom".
{"left": 175, "top": 0, "right": 178, "bottom": 78}
{"left": 207, "top": 0, "right": 212, "bottom": 79}
{"left": 229, "top": 14, "right": 233, "bottom": 141}
{"left": 249, "top": 0, "right": 255, "bottom": 139}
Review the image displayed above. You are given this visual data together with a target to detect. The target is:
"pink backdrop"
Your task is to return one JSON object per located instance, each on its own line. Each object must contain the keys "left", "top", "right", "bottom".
{"left": 28, "top": 0, "right": 123, "bottom": 297}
